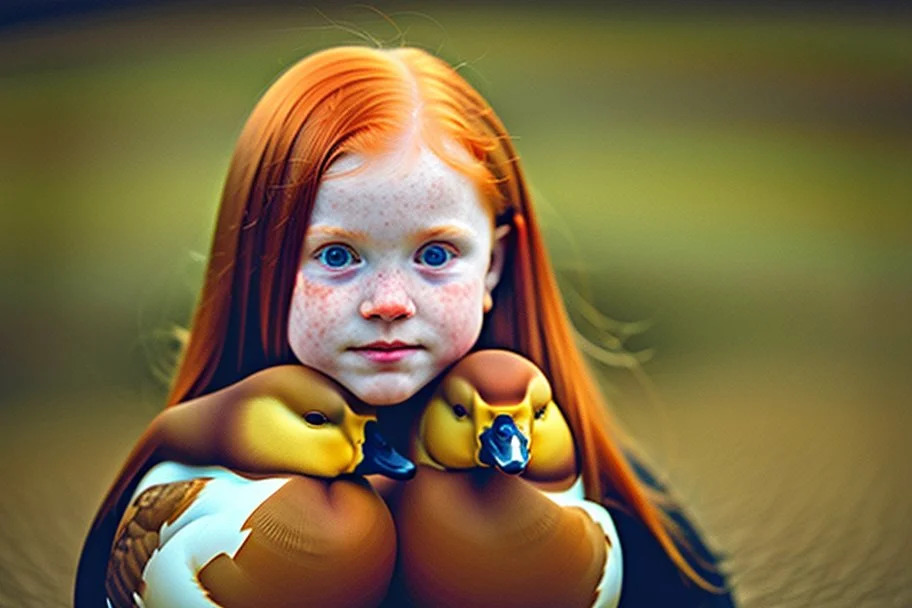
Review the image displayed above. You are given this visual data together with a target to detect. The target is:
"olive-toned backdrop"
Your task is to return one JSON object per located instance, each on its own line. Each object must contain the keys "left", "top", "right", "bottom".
{"left": 1, "top": 4, "right": 910, "bottom": 607}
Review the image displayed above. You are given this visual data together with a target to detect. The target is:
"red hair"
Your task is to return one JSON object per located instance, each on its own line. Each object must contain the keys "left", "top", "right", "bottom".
{"left": 166, "top": 46, "right": 715, "bottom": 590}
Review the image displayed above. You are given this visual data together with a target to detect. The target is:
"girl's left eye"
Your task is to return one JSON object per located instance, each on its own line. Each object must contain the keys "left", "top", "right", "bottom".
{"left": 416, "top": 243, "right": 455, "bottom": 268}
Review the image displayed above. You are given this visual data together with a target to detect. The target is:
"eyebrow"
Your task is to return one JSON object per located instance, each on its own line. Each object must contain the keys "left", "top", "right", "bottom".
{"left": 415, "top": 224, "right": 474, "bottom": 242}
{"left": 305, "top": 225, "right": 370, "bottom": 241}
{"left": 306, "top": 224, "right": 475, "bottom": 243}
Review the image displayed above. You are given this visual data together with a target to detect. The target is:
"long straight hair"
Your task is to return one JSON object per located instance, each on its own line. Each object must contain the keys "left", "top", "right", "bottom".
{"left": 162, "top": 46, "right": 713, "bottom": 590}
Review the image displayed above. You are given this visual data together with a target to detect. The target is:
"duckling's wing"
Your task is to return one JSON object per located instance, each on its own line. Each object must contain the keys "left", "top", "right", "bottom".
{"left": 608, "top": 452, "right": 736, "bottom": 608}
{"left": 105, "top": 479, "right": 210, "bottom": 608}
{"left": 76, "top": 432, "right": 166, "bottom": 608}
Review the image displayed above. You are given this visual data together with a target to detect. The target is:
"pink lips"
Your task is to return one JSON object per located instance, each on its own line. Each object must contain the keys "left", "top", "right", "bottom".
{"left": 350, "top": 340, "right": 423, "bottom": 364}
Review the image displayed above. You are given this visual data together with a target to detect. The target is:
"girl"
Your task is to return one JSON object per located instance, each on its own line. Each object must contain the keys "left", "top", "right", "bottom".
{"left": 76, "top": 45, "right": 734, "bottom": 607}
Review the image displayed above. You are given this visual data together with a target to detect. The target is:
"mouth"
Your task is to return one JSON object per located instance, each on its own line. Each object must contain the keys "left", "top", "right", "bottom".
{"left": 349, "top": 341, "right": 424, "bottom": 364}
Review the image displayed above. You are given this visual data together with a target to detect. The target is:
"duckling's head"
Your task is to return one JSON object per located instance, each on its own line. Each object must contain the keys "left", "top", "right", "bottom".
{"left": 193, "top": 365, "right": 415, "bottom": 480}
{"left": 416, "top": 350, "right": 576, "bottom": 480}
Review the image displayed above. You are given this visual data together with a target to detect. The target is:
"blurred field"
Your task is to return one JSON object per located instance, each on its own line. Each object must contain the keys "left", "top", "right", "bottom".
{"left": 1, "top": 4, "right": 910, "bottom": 607}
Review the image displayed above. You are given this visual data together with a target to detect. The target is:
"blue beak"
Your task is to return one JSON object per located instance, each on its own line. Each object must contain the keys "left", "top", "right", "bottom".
{"left": 354, "top": 420, "right": 416, "bottom": 480}
{"left": 478, "top": 414, "right": 530, "bottom": 474}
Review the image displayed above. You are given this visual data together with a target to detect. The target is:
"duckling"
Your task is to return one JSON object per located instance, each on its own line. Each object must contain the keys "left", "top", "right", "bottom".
{"left": 391, "top": 350, "right": 622, "bottom": 608}
{"left": 78, "top": 364, "right": 414, "bottom": 608}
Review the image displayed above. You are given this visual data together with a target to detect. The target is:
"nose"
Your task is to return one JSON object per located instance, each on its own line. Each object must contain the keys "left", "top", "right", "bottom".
{"left": 359, "top": 271, "right": 416, "bottom": 322}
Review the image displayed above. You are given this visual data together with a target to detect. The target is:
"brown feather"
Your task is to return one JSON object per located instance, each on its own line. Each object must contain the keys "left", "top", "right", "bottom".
{"left": 104, "top": 479, "right": 209, "bottom": 607}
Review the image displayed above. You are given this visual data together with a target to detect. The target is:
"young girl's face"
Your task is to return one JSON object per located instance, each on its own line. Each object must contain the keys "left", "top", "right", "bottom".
{"left": 288, "top": 144, "right": 506, "bottom": 406}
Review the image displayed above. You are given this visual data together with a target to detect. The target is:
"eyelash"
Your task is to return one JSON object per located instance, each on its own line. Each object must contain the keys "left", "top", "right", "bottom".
{"left": 314, "top": 243, "right": 361, "bottom": 270}
{"left": 311, "top": 241, "right": 458, "bottom": 271}
{"left": 414, "top": 242, "right": 458, "bottom": 269}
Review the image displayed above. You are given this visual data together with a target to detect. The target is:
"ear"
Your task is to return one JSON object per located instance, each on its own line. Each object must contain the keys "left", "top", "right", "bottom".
{"left": 484, "top": 224, "right": 511, "bottom": 300}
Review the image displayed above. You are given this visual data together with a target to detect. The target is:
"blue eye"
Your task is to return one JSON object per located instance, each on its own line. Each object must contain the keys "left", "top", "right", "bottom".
{"left": 417, "top": 244, "right": 453, "bottom": 268}
{"left": 318, "top": 245, "right": 357, "bottom": 269}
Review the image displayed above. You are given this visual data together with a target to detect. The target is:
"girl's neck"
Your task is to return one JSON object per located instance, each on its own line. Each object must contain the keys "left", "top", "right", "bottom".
{"left": 374, "top": 379, "right": 440, "bottom": 456}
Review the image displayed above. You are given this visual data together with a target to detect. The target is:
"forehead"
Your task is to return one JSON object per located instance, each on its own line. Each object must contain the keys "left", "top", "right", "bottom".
{"left": 309, "top": 146, "right": 490, "bottom": 238}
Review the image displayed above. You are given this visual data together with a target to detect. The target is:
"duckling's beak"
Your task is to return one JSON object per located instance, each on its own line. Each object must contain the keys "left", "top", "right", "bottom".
{"left": 478, "top": 414, "right": 530, "bottom": 475}
{"left": 354, "top": 421, "right": 417, "bottom": 480}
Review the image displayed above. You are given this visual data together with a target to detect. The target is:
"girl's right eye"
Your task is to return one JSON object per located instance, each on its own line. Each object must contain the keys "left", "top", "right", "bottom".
{"left": 316, "top": 244, "right": 359, "bottom": 269}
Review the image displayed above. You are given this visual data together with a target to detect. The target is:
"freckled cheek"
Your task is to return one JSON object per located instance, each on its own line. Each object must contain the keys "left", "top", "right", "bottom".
{"left": 422, "top": 280, "right": 485, "bottom": 359}
{"left": 288, "top": 275, "right": 359, "bottom": 364}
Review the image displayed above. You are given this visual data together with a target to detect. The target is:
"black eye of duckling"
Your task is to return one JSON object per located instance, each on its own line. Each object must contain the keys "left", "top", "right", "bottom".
{"left": 304, "top": 411, "right": 329, "bottom": 426}
{"left": 452, "top": 404, "right": 468, "bottom": 419}
{"left": 534, "top": 404, "right": 548, "bottom": 420}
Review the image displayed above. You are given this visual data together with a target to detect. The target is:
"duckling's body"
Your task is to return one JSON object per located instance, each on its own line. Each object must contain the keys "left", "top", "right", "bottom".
{"left": 107, "top": 462, "right": 395, "bottom": 608}
{"left": 395, "top": 467, "right": 612, "bottom": 608}
{"left": 76, "top": 365, "right": 413, "bottom": 608}
{"left": 391, "top": 350, "right": 622, "bottom": 608}
{"left": 540, "top": 476, "right": 623, "bottom": 607}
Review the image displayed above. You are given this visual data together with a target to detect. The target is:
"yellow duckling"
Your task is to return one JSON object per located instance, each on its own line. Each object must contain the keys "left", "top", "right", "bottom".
{"left": 391, "top": 350, "right": 622, "bottom": 608}
{"left": 78, "top": 365, "right": 414, "bottom": 608}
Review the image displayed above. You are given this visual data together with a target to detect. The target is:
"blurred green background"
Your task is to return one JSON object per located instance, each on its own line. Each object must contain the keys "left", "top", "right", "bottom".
{"left": 1, "top": 3, "right": 910, "bottom": 606}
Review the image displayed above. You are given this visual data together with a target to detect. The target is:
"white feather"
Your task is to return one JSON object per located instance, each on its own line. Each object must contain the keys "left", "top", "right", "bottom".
{"left": 130, "top": 462, "right": 289, "bottom": 608}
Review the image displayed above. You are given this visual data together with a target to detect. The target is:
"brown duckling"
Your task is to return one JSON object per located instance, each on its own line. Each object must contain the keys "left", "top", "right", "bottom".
{"left": 391, "top": 350, "right": 622, "bottom": 608}
{"left": 79, "top": 364, "right": 414, "bottom": 608}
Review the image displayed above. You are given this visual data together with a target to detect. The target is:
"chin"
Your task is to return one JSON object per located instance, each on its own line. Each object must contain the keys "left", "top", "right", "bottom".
{"left": 349, "top": 374, "right": 425, "bottom": 407}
